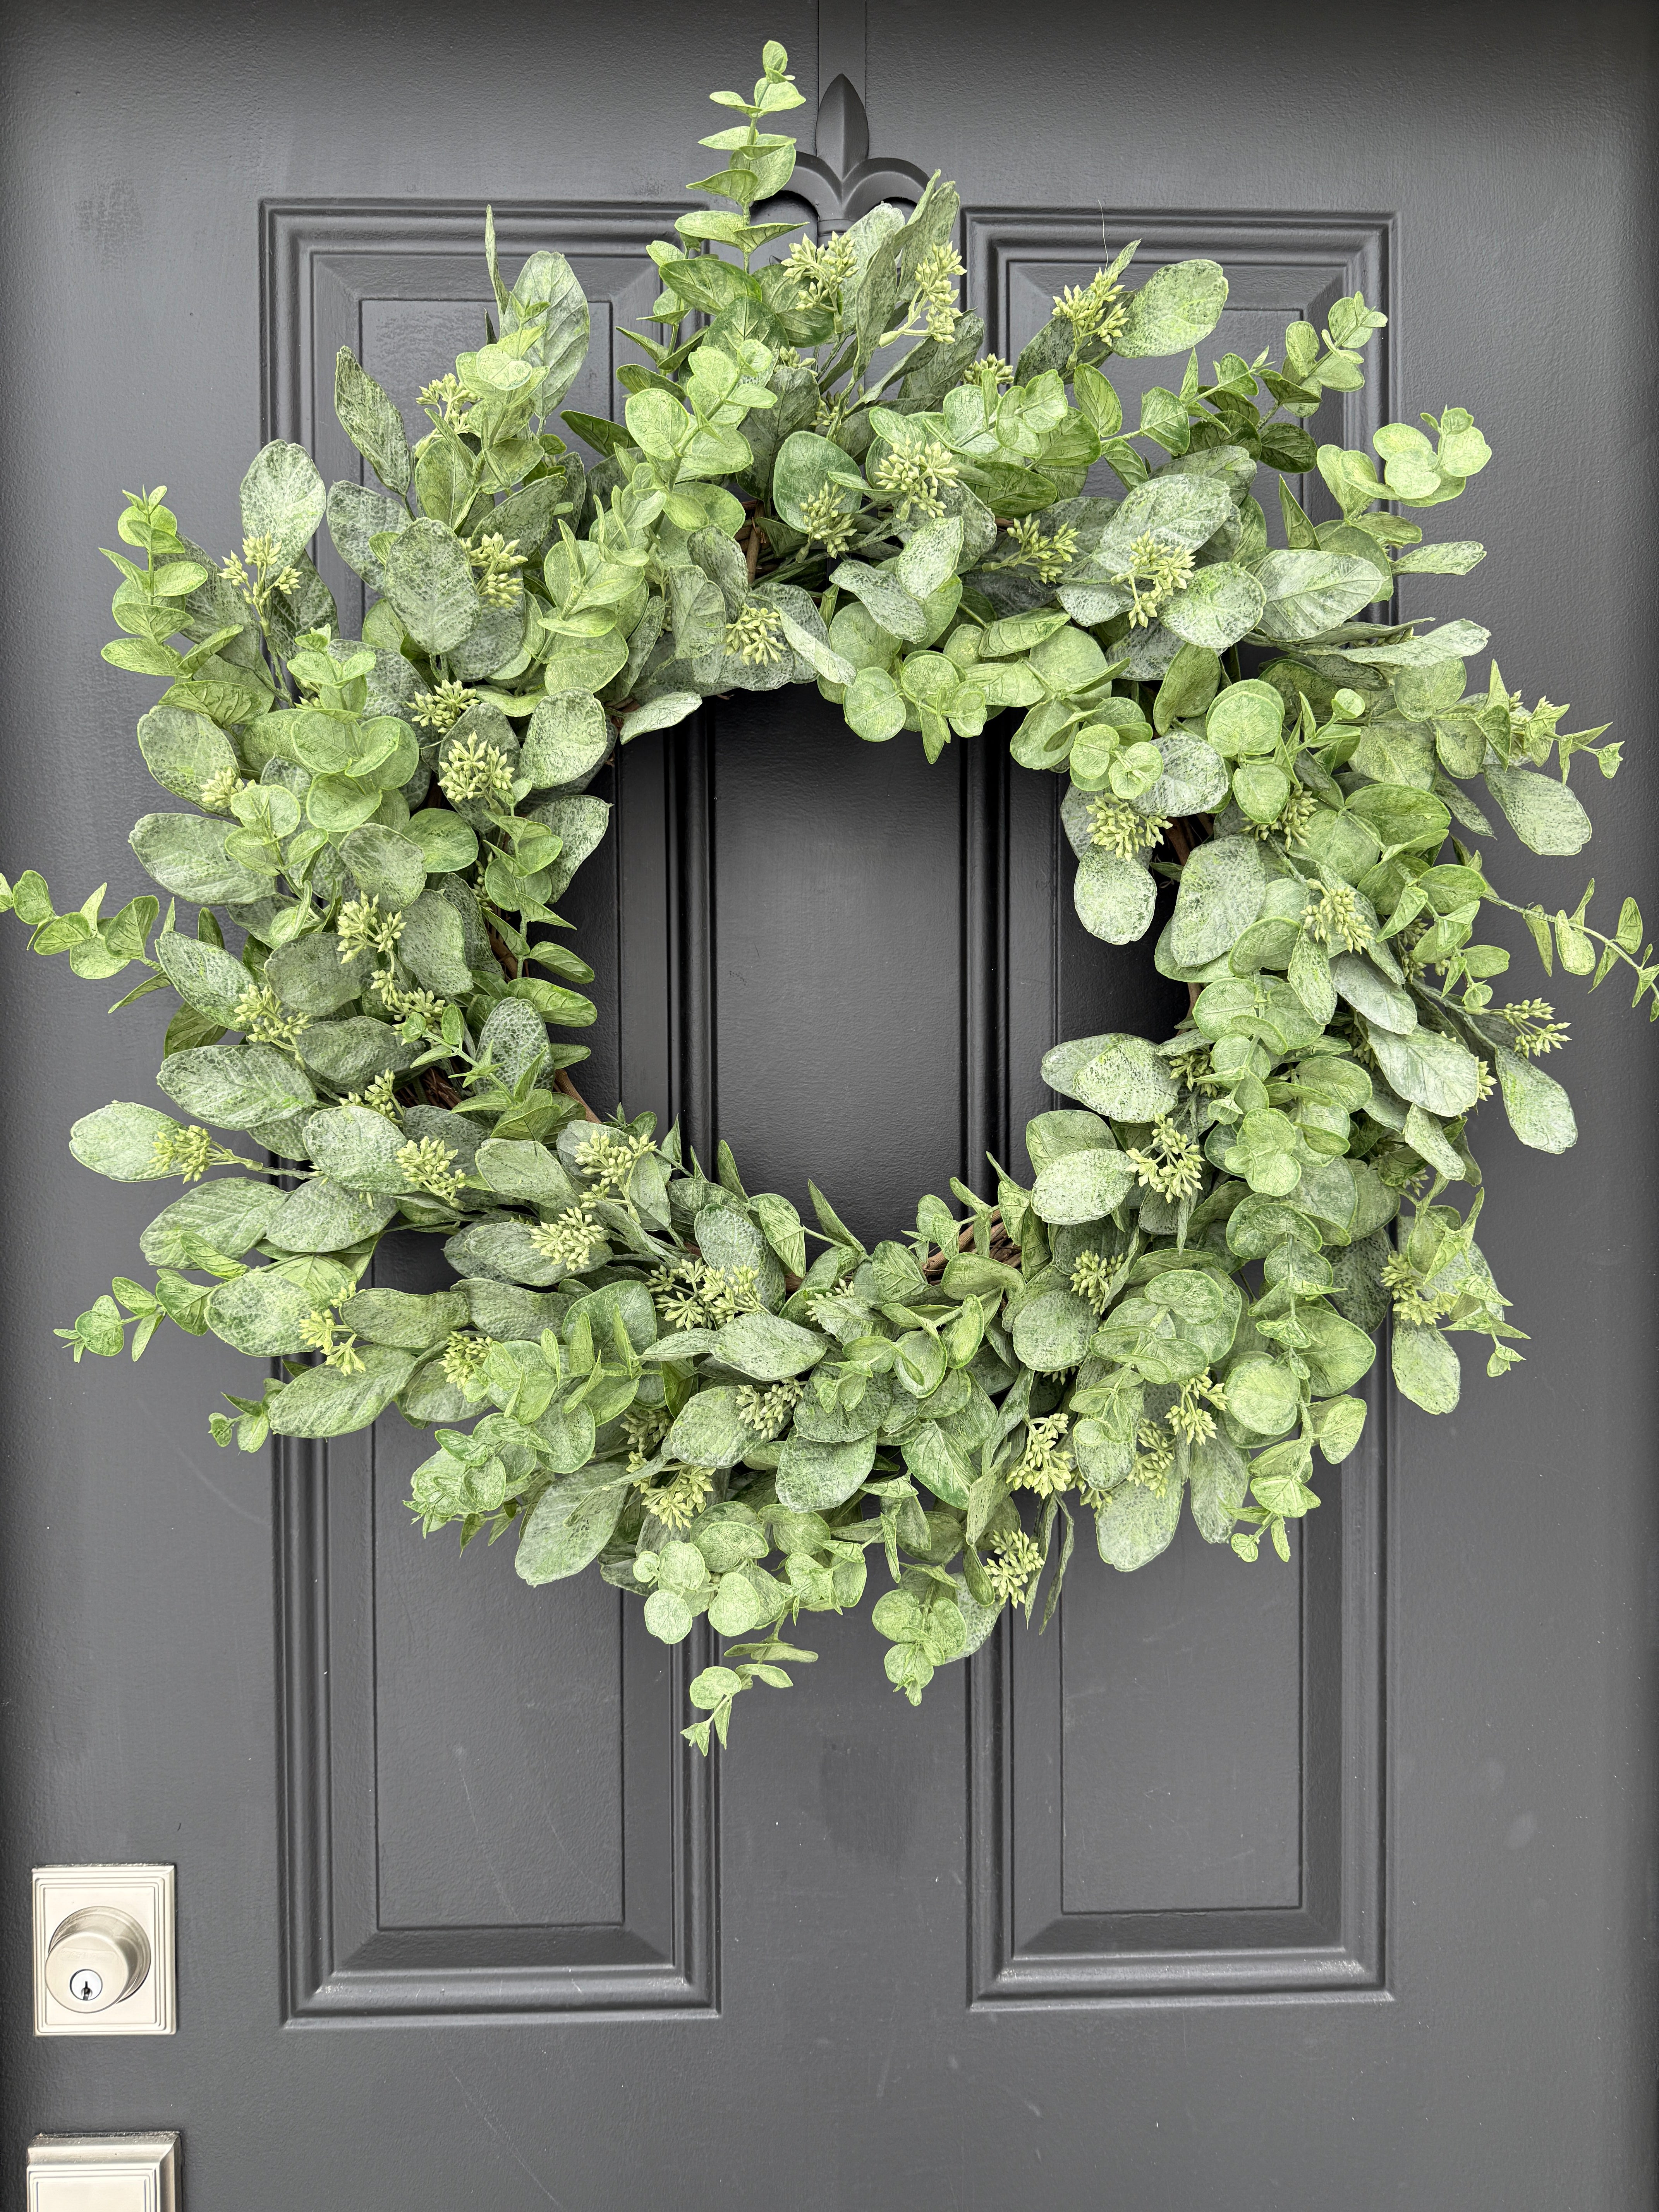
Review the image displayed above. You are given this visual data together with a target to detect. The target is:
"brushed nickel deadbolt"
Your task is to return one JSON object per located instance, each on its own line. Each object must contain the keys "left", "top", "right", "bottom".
{"left": 32, "top": 1867, "right": 175, "bottom": 2036}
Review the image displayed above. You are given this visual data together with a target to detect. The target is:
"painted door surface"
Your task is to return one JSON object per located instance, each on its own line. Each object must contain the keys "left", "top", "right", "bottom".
{"left": 3, "top": 2, "right": 1656, "bottom": 2204}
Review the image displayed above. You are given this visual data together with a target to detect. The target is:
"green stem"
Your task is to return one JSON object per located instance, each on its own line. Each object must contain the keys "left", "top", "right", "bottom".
{"left": 1486, "top": 892, "right": 1653, "bottom": 1003}
{"left": 817, "top": 340, "right": 857, "bottom": 391}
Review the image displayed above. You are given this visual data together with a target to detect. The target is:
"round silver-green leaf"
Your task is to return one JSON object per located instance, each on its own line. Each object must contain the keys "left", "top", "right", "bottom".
{"left": 1168, "top": 834, "right": 1266, "bottom": 967}
{"left": 1494, "top": 1046, "right": 1577, "bottom": 1153}
{"left": 1483, "top": 766, "right": 1592, "bottom": 856}
{"left": 70, "top": 1101, "right": 185, "bottom": 1182}
{"left": 1161, "top": 562, "right": 1266, "bottom": 650}
{"left": 383, "top": 518, "right": 480, "bottom": 653}
{"left": 776, "top": 1431, "right": 877, "bottom": 1511}
{"left": 140, "top": 1176, "right": 284, "bottom": 1266}
{"left": 1073, "top": 848, "right": 1156, "bottom": 945}
{"left": 516, "top": 1477, "right": 630, "bottom": 1586}
{"left": 302, "top": 1104, "right": 410, "bottom": 1191}
{"left": 1391, "top": 1322, "right": 1461, "bottom": 1414}
{"left": 1251, "top": 550, "right": 1384, "bottom": 642}
{"left": 520, "top": 691, "right": 610, "bottom": 791}
{"left": 263, "top": 1176, "right": 400, "bottom": 1254}
{"left": 1188, "top": 1430, "right": 1249, "bottom": 1543}
{"left": 1113, "top": 259, "right": 1229, "bottom": 359}
{"left": 713, "top": 1310, "right": 828, "bottom": 1380}
{"left": 240, "top": 440, "right": 326, "bottom": 567}
{"left": 1044, "top": 1032, "right": 1180, "bottom": 1121}
{"left": 1367, "top": 1025, "right": 1483, "bottom": 1116}
{"left": 137, "top": 706, "right": 238, "bottom": 801}
{"left": 1095, "top": 1474, "right": 1183, "bottom": 1570}
{"left": 340, "top": 824, "right": 428, "bottom": 909}
{"left": 1223, "top": 1354, "right": 1301, "bottom": 1437}
{"left": 130, "top": 814, "right": 275, "bottom": 905}
{"left": 156, "top": 1044, "right": 314, "bottom": 1130}
{"left": 1030, "top": 1147, "right": 1138, "bottom": 1225}
{"left": 1011, "top": 1288, "right": 1096, "bottom": 1371}
{"left": 208, "top": 1263, "right": 349, "bottom": 1355}
{"left": 665, "top": 1386, "right": 753, "bottom": 1469}
{"left": 1329, "top": 952, "right": 1417, "bottom": 1035}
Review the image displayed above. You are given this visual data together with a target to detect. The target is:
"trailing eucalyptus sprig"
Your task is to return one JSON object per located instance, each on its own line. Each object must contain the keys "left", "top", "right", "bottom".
{"left": 5, "top": 39, "right": 1636, "bottom": 1745}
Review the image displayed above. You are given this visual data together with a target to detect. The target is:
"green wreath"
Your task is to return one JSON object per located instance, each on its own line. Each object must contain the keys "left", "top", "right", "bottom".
{"left": 13, "top": 40, "right": 1637, "bottom": 1747}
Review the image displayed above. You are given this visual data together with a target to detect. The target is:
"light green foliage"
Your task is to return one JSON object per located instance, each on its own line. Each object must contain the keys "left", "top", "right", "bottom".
{"left": 9, "top": 40, "right": 1640, "bottom": 1746}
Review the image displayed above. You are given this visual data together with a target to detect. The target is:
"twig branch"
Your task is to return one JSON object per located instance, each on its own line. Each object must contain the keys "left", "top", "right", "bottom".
{"left": 1163, "top": 816, "right": 1211, "bottom": 1009}
{"left": 921, "top": 1208, "right": 1021, "bottom": 1281}
{"left": 555, "top": 1067, "right": 601, "bottom": 1123}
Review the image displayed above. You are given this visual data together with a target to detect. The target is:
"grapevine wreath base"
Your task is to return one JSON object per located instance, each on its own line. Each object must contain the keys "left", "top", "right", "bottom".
{"left": 10, "top": 43, "right": 1637, "bottom": 1746}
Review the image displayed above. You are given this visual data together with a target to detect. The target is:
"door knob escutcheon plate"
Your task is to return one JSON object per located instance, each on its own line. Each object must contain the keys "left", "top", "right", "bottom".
{"left": 27, "top": 2131, "right": 179, "bottom": 2210}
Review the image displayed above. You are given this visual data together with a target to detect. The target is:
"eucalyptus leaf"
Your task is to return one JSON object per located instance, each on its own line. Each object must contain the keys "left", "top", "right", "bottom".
{"left": 298, "top": 1018, "right": 418, "bottom": 1092}
{"left": 1188, "top": 1430, "right": 1248, "bottom": 1543}
{"left": 140, "top": 1176, "right": 284, "bottom": 1265}
{"left": 156, "top": 1044, "right": 314, "bottom": 1130}
{"left": 1162, "top": 563, "right": 1266, "bottom": 650}
{"left": 155, "top": 929, "right": 251, "bottom": 1024}
{"left": 1115, "top": 259, "right": 1228, "bottom": 359}
{"left": 521, "top": 691, "right": 610, "bottom": 790}
{"left": 266, "top": 934, "right": 373, "bottom": 1015}
{"left": 1044, "top": 1032, "right": 1179, "bottom": 1120}
{"left": 1367, "top": 1025, "right": 1483, "bottom": 1116}
{"left": 1168, "top": 835, "right": 1266, "bottom": 967}
{"left": 1252, "top": 550, "right": 1383, "bottom": 642}
{"left": 384, "top": 519, "right": 480, "bottom": 653}
{"left": 208, "top": 1261, "right": 351, "bottom": 1356}
{"left": 1096, "top": 1475, "right": 1183, "bottom": 1569}
{"left": 1484, "top": 766, "right": 1592, "bottom": 856}
{"left": 240, "top": 440, "right": 326, "bottom": 566}
{"left": 1073, "top": 849, "right": 1156, "bottom": 944}
{"left": 1030, "top": 1148, "right": 1138, "bottom": 1224}
{"left": 137, "top": 706, "right": 237, "bottom": 801}
{"left": 264, "top": 1176, "right": 400, "bottom": 1254}
{"left": 1495, "top": 1046, "right": 1577, "bottom": 1153}
{"left": 776, "top": 1431, "right": 878, "bottom": 1511}
{"left": 70, "top": 1101, "right": 188, "bottom": 1181}
{"left": 131, "top": 815, "right": 274, "bottom": 905}
{"left": 1392, "top": 1323, "right": 1461, "bottom": 1414}
{"left": 714, "top": 1311, "right": 827, "bottom": 1379}
{"left": 516, "top": 1476, "right": 631, "bottom": 1584}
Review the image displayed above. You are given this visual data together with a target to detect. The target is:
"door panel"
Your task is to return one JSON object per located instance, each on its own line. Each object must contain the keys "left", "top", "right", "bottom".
{"left": 278, "top": 1420, "right": 715, "bottom": 2022}
{"left": 972, "top": 1388, "right": 1384, "bottom": 2002}
{"left": 4, "top": 3, "right": 1656, "bottom": 2206}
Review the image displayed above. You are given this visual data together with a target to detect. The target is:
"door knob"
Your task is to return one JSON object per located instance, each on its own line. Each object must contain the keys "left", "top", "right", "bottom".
{"left": 43, "top": 1907, "right": 151, "bottom": 2013}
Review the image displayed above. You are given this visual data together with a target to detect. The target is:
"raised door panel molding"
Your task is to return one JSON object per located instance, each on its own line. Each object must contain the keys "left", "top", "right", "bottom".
{"left": 977, "top": 208, "right": 1394, "bottom": 1154}
{"left": 964, "top": 208, "right": 1393, "bottom": 468}
{"left": 277, "top": 1427, "right": 717, "bottom": 2021}
{"left": 966, "top": 209, "right": 1391, "bottom": 2008}
{"left": 969, "top": 1383, "right": 1386, "bottom": 2005}
{"left": 264, "top": 201, "right": 713, "bottom": 2020}
{"left": 261, "top": 196, "right": 688, "bottom": 1125}
{"left": 262, "top": 200, "right": 685, "bottom": 623}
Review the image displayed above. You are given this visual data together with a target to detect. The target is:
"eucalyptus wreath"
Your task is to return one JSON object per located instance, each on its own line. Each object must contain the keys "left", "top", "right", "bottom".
{"left": 12, "top": 42, "right": 1637, "bottom": 1746}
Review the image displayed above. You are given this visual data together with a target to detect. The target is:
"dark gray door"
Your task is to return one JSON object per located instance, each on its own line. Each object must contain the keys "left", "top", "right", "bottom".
{"left": 4, "top": 3, "right": 1656, "bottom": 2203}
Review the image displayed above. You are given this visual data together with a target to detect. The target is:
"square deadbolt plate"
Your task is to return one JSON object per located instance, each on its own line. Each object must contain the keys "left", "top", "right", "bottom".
{"left": 33, "top": 1866, "right": 175, "bottom": 2036}
{"left": 27, "top": 2133, "right": 179, "bottom": 2211}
